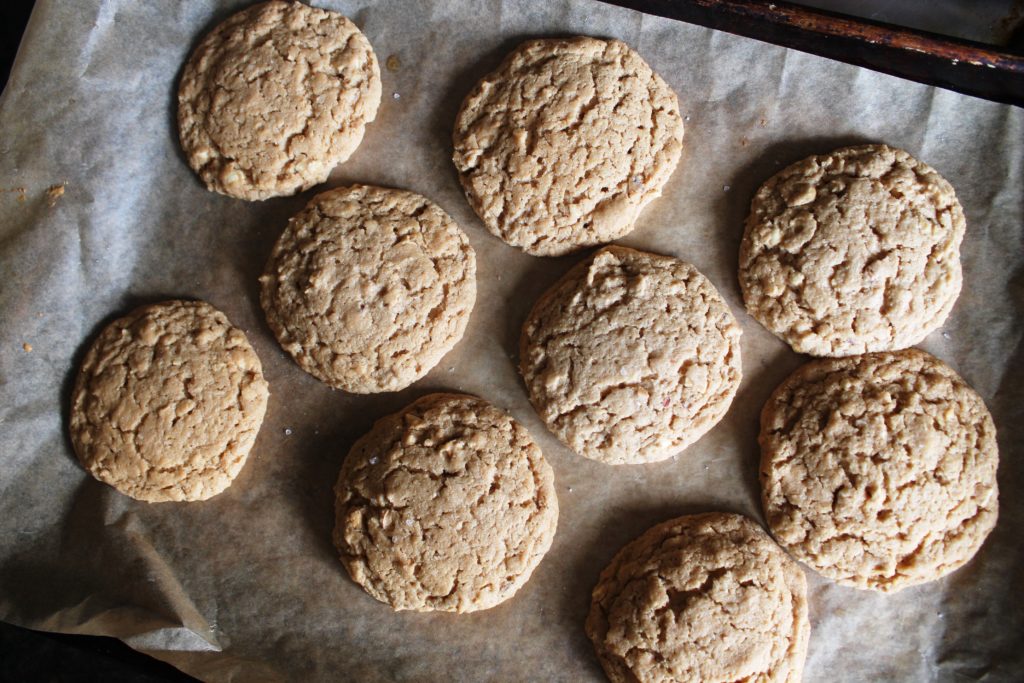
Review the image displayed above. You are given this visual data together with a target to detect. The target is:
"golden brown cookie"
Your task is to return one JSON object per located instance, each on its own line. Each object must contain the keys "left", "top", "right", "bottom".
{"left": 333, "top": 394, "right": 558, "bottom": 612}
{"left": 760, "top": 349, "right": 999, "bottom": 591}
{"left": 260, "top": 185, "right": 476, "bottom": 393}
{"left": 69, "top": 300, "right": 269, "bottom": 502}
{"left": 587, "top": 513, "right": 809, "bottom": 683}
{"left": 453, "top": 37, "right": 684, "bottom": 256}
{"left": 178, "top": 1, "right": 381, "bottom": 200}
{"left": 739, "top": 144, "right": 965, "bottom": 356}
{"left": 520, "top": 246, "right": 741, "bottom": 464}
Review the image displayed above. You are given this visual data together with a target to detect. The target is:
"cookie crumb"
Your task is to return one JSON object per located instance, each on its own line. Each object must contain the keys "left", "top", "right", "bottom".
{"left": 2, "top": 187, "right": 27, "bottom": 202}
{"left": 22, "top": 342, "right": 32, "bottom": 353}
{"left": 385, "top": 54, "right": 401, "bottom": 72}
{"left": 47, "top": 183, "right": 66, "bottom": 206}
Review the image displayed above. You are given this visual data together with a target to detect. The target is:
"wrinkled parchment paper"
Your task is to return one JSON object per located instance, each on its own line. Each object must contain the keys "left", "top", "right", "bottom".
{"left": 1, "top": 1, "right": 1022, "bottom": 680}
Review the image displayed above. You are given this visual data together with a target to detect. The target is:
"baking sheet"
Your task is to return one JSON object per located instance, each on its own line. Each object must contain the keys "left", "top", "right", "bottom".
{"left": 1, "top": 1, "right": 1022, "bottom": 681}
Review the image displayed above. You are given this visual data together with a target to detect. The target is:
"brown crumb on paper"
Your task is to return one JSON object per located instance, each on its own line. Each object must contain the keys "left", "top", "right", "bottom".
{"left": 47, "top": 183, "right": 66, "bottom": 206}
{"left": 23, "top": 343, "right": 32, "bottom": 353}
{"left": 2, "top": 184, "right": 66, "bottom": 205}
{"left": 2, "top": 187, "right": 27, "bottom": 203}
{"left": 386, "top": 54, "right": 401, "bottom": 72}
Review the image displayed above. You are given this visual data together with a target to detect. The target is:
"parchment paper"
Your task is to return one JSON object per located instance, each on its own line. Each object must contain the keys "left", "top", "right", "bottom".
{"left": 1, "top": 1, "right": 1021, "bottom": 681}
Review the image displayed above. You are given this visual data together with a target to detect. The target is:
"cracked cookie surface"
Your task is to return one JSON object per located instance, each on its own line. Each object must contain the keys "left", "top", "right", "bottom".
{"left": 760, "top": 349, "right": 999, "bottom": 592}
{"left": 69, "top": 300, "right": 269, "bottom": 502}
{"left": 739, "top": 144, "right": 965, "bottom": 356}
{"left": 178, "top": 1, "right": 381, "bottom": 200}
{"left": 586, "top": 512, "right": 809, "bottom": 683}
{"left": 452, "top": 37, "right": 684, "bottom": 256}
{"left": 260, "top": 185, "right": 476, "bottom": 393}
{"left": 333, "top": 393, "right": 558, "bottom": 612}
{"left": 520, "top": 246, "right": 741, "bottom": 465}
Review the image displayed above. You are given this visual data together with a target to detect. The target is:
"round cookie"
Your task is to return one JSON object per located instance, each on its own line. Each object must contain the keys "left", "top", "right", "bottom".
{"left": 453, "top": 37, "right": 684, "bottom": 256}
{"left": 739, "top": 144, "right": 965, "bottom": 356}
{"left": 586, "top": 513, "right": 810, "bottom": 683}
{"left": 333, "top": 393, "right": 558, "bottom": 612}
{"left": 520, "top": 245, "right": 741, "bottom": 465}
{"left": 178, "top": 1, "right": 381, "bottom": 200}
{"left": 760, "top": 349, "right": 999, "bottom": 592}
{"left": 260, "top": 185, "right": 476, "bottom": 393}
{"left": 69, "top": 300, "right": 269, "bottom": 502}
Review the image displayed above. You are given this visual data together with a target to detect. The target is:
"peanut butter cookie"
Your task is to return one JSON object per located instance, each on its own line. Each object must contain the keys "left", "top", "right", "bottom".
{"left": 587, "top": 512, "right": 809, "bottom": 683}
{"left": 760, "top": 349, "right": 999, "bottom": 591}
{"left": 333, "top": 394, "right": 558, "bottom": 612}
{"left": 740, "top": 144, "right": 964, "bottom": 356}
{"left": 178, "top": 1, "right": 381, "bottom": 200}
{"left": 69, "top": 300, "right": 269, "bottom": 502}
{"left": 453, "top": 37, "right": 684, "bottom": 256}
{"left": 520, "top": 246, "right": 741, "bottom": 464}
{"left": 260, "top": 185, "right": 476, "bottom": 393}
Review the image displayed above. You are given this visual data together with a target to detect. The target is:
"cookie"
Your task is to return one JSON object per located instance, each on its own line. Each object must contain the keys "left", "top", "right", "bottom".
{"left": 760, "top": 349, "right": 999, "bottom": 592}
{"left": 739, "top": 144, "right": 965, "bottom": 356}
{"left": 69, "top": 300, "right": 269, "bottom": 502}
{"left": 333, "top": 393, "right": 558, "bottom": 612}
{"left": 178, "top": 1, "right": 381, "bottom": 200}
{"left": 520, "top": 246, "right": 741, "bottom": 465}
{"left": 453, "top": 37, "right": 684, "bottom": 256}
{"left": 260, "top": 185, "right": 476, "bottom": 393}
{"left": 586, "top": 513, "right": 809, "bottom": 683}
